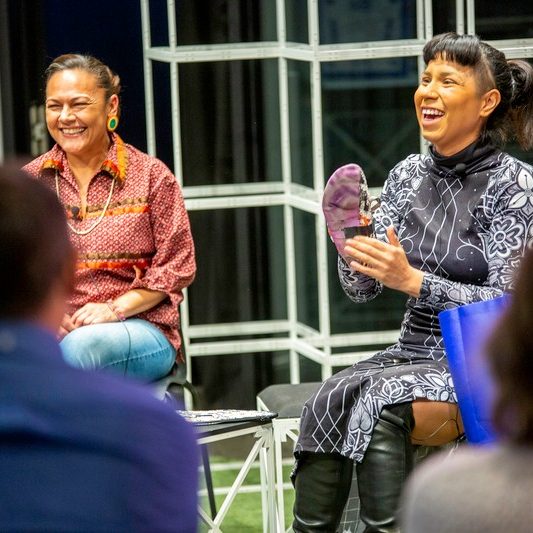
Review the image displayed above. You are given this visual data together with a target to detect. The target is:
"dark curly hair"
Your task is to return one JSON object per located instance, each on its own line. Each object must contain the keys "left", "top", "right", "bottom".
{"left": 423, "top": 32, "right": 533, "bottom": 150}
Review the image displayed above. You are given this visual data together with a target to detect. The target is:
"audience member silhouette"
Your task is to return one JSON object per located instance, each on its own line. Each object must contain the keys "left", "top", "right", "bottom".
{"left": 0, "top": 166, "right": 198, "bottom": 532}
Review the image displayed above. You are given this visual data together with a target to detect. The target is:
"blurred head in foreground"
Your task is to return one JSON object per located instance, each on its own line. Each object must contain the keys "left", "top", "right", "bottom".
{"left": 0, "top": 165, "right": 75, "bottom": 329}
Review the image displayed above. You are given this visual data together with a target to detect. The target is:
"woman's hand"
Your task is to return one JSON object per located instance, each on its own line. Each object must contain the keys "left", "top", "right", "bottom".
{"left": 344, "top": 226, "right": 424, "bottom": 297}
{"left": 71, "top": 302, "right": 118, "bottom": 327}
{"left": 69, "top": 289, "right": 167, "bottom": 328}
{"left": 58, "top": 314, "right": 78, "bottom": 338}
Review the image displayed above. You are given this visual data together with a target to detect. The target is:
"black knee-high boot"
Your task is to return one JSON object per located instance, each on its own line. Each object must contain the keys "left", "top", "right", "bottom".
{"left": 356, "top": 403, "right": 414, "bottom": 533}
{"left": 292, "top": 452, "right": 354, "bottom": 532}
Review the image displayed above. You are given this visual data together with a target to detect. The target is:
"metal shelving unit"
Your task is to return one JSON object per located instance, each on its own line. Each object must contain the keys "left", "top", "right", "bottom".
{"left": 140, "top": 0, "right": 533, "bottom": 393}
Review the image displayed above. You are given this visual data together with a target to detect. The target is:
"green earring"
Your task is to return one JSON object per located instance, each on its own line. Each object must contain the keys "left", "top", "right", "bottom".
{"left": 107, "top": 115, "right": 119, "bottom": 132}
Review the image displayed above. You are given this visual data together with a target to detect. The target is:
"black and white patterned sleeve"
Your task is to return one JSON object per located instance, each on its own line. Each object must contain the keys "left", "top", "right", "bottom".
{"left": 418, "top": 158, "right": 533, "bottom": 310}
{"left": 337, "top": 160, "right": 409, "bottom": 303}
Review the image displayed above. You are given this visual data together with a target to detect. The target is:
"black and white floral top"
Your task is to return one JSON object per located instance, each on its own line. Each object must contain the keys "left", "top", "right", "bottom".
{"left": 340, "top": 142, "right": 533, "bottom": 360}
{"left": 296, "top": 142, "right": 533, "bottom": 463}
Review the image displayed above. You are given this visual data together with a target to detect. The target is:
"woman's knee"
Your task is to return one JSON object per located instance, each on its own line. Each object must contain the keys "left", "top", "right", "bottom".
{"left": 60, "top": 328, "right": 93, "bottom": 368}
{"left": 111, "top": 344, "right": 175, "bottom": 381}
{"left": 60, "top": 324, "right": 122, "bottom": 369}
{"left": 60, "top": 320, "right": 175, "bottom": 380}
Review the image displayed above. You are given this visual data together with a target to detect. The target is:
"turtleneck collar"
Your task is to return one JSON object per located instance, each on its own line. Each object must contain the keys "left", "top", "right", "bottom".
{"left": 429, "top": 139, "right": 497, "bottom": 177}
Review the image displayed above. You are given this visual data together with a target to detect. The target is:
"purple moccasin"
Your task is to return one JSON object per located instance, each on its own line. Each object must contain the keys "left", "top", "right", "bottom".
{"left": 322, "top": 163, "right": 373, "bottom": 259}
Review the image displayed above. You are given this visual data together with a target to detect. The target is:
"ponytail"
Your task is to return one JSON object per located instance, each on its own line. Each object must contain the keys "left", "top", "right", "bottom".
{"left": 508, "top": 59, "right": 533, "bottom": 150}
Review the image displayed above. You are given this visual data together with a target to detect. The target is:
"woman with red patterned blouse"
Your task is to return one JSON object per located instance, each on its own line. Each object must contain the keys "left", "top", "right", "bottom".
{"left": 24, "top": 54, "right": 196, "bottom": 382}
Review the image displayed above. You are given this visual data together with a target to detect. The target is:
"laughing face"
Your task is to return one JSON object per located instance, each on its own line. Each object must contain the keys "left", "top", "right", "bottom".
{"left": 414, "top": 56, "right": 500, "bottom": 156}
{"left": 45, "top": 69, "right": 118, "bottom": 161}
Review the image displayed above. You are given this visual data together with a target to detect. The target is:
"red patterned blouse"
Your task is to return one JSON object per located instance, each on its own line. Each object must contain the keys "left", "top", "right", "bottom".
{"left": 23, "top": 135, "right": 196, "bottom": 359}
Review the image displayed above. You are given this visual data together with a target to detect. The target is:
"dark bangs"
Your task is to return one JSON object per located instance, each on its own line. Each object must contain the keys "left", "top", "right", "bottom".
{"left": 423, "top": 32, "right": 482, "bottom": 68}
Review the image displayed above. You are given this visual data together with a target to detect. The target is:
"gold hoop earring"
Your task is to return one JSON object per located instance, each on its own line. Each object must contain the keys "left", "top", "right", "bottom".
{"left": 107, "top": 115, "right": 119, "bottom": 132}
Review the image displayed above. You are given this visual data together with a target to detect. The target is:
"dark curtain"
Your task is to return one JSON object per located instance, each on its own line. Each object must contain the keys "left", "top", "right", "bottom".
{"left": 41, "top": 0, "right": 147, "bottom": 152}
{"left": 1, "top": 0, "right": 46, "bottom": 159}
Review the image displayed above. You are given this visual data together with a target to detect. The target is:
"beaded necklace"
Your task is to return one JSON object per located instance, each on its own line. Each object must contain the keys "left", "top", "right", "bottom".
{"left": 53, "top": 135, "right": 127, "bottom": 236}
{"left": 55, "top": 170, "right": 116, "bottom": 235}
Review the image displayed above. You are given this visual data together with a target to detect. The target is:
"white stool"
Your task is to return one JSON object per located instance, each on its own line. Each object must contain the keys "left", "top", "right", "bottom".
{"left": 256, "top": 383, "right": 321, "bottom": 533}
{"left": 181, "top": 410, "right": 278, "bottom": 533}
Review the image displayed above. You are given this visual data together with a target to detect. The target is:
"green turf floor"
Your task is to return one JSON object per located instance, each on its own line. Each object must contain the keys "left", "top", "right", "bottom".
{"left": 198, "top": 457, "right": 294, "bottom": 532}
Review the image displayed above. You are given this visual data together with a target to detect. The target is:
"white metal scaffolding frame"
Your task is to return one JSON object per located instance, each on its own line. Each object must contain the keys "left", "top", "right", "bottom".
{"left": 140, "top": 0, "right": 533, "bottom": 391}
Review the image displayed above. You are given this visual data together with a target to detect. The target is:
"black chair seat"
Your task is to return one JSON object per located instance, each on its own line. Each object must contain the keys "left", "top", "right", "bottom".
{"left": 257, "top": 382, "right": 321, "bottom": 418}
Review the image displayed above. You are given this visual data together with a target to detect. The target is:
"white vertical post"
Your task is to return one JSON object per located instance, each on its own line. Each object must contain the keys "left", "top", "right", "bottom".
{"left": 166, "top": 0, "right": 192, "bottom": 405}
{"left": 140, "top": 0, "right": 157, "bottom": 156}
{"left": 308, "top": 0, "right": 332, "bottom": 379}
{"left": 416, "top": 0, "right": 425, "bottom": 41}
{"left": 277, "top": 0, "right": 300, "bottom": 384}
{"left": 167, "top": 0, "right": 184, "bottom": 186}
{"left": 466, "top": 0, "right": 476, "bottom": 35}
{"left": 424, "top": 0, "right": 433, "bottom": 40}
{"left": 417, "top": 0, "right": 428, "bottom": 155}
{"left": 456, "top": 0, "right": 465, "bottom": 34}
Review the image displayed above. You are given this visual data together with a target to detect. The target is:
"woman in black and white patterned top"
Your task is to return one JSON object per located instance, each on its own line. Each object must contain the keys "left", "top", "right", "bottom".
{"left": 292, "top": 32, "right": 533, "bottom": 533}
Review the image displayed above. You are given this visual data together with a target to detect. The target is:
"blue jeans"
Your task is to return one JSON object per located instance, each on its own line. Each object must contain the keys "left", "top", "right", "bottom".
{"left": 60, "top": 319, "right": 176, "bottom": 382}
